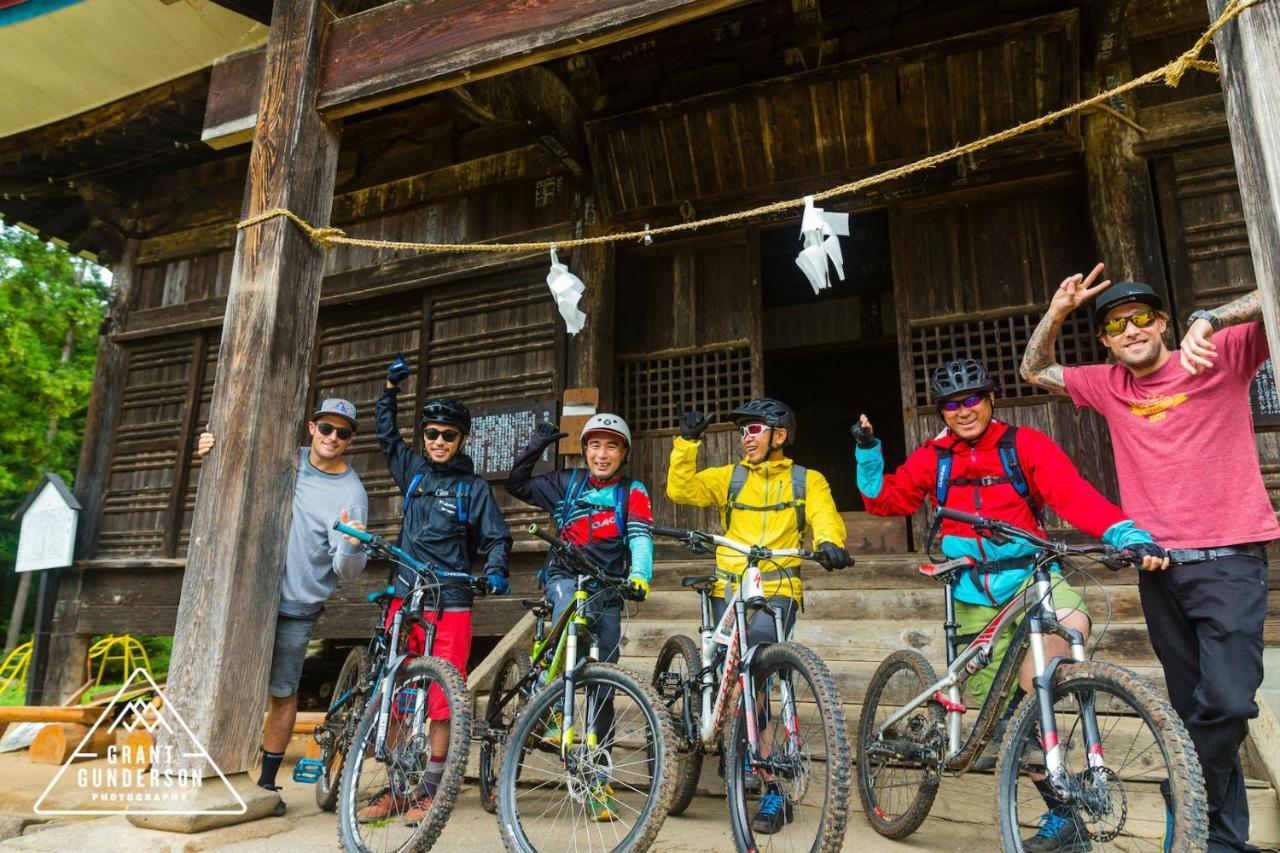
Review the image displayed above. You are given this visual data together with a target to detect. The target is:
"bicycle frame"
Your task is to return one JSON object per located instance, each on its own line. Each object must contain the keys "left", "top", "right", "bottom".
{"left": 873, "top": 556, "right": 1097, "bottom": 785}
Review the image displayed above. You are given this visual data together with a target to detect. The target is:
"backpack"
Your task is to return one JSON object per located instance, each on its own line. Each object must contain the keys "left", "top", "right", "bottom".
{"left": 927, "top": 425, "right": 1042, "bottom": 553}
{"left": 402, "top": 472, "right": 471, "bottom": 523}
{"left": 724, "top": 463, "right": 808, "bottom": 536}
{"left": 558, "top": 467, "right": 629, "bottom": 535}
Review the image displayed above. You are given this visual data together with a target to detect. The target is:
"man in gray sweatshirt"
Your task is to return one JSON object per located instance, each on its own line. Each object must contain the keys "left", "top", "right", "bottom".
{"left": 196, "top": 397, "right": 368, "bottom": 811}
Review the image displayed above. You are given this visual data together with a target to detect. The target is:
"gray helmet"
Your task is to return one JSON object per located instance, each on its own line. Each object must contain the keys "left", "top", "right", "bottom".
{"left": 930, "top": 359, "right": 995, "bottom": 402}
{"left": 420, "top": 398, "right": 471, "bottom": 434}
{"left": 729, "top": 398, "right": 797, "bottom": 445}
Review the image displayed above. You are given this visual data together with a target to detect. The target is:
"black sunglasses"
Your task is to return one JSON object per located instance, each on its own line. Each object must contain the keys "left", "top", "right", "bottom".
{"left": 424, "top": 428, "right": 461, "bottom": 443}
{"left": 316, "top": 422, "right": 353, "bottom": 440}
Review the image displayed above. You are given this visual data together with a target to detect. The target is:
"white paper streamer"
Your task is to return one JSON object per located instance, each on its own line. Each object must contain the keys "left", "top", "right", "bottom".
{"left": 795, "top": 195, "right": 850, "bottom": 295}
{"left": 546, "top": 246, "right": 587, "bottom": 335}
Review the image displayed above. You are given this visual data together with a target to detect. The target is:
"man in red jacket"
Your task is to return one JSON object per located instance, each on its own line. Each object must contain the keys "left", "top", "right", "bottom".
{"left": 854, "top": 358, "right": 1166, "bottom": 852}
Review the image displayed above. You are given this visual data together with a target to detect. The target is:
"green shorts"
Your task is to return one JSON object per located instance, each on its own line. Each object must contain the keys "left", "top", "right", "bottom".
{"left": 954, "top": 572, "right": 1088, "bottom": 713}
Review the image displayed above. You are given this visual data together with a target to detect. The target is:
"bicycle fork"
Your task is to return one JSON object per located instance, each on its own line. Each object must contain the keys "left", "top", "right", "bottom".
{"left": 559, "top": 577, "right": 603, "bottom": 760}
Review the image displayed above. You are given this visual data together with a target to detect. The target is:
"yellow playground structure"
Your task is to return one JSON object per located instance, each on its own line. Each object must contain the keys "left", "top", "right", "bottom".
{"left": 86, "top": 635, "right": 152, "bottom": 688}
{"left": 0, "top": 642, "right": 32, "bottom": 697}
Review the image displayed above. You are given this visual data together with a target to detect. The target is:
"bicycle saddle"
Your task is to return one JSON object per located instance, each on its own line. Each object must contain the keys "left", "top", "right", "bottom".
{"left": 520, "top": 598, "right": 552, "bottom": 617}
{"left": 917, "top": 556, "right": 975, "bottom": 584}
{"left": 681, "top": 575, "right": 718, "bottom": 591}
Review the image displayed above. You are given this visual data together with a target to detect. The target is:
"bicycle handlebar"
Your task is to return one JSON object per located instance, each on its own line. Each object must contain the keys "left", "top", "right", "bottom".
{"left": 528, "top": 524, "right": 644, "bottom": 601}
{"left": 333, "top": 520, "right": 488, "bottom": 592}
{"left": 933, "top": 508, "right": 1134, "bottom": 571}
{"left": 650, "top": 524, "right": 822, "bottom": 564}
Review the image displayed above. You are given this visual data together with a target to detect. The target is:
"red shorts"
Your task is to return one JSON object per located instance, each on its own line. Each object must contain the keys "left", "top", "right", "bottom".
{"left": 384, "top": 598, "right": 472, "bottom": 720}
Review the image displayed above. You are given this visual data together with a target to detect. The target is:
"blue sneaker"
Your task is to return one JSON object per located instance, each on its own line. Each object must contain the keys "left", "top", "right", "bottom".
{"left": 1023, "top": 811, "right": 1091, "bottom": 852}
{"left": 750, "top": 785, "right": 792, "bottom": 834}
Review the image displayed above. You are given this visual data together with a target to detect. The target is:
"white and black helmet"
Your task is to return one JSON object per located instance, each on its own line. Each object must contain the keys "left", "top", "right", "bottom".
{"left": 580, "top": 413, "right": 632, "bottom": 448}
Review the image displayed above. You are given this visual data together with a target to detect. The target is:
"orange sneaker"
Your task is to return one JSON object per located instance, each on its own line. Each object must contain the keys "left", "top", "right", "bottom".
{"left": 404, "top": 794, "right": 434, "bottom": 824}
{"left": 357, "top": 788, "right": 406, "bottom": 822}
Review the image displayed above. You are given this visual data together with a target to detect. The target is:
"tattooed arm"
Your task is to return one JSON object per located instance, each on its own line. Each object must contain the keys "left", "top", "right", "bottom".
{"left": 1022, "top": 264, "right": 1112, "bottom": 396}
{"left": 1179, "top": 289, "right": 1262, "bottom": 375}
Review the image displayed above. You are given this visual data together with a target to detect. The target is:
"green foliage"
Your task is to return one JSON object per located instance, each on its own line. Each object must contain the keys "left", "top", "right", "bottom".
{"left": 0, "top": 225, "right": 107, "bottom": 632}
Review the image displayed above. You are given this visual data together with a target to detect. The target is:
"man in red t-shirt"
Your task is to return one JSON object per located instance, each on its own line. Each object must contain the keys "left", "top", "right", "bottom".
{"left": 1023, "top": 263, "right": 1276, "bottom": 853}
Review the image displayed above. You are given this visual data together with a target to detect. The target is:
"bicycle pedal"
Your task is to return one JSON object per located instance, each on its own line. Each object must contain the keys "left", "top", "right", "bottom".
{"left": 655, "top": 672, "right": 684, "bottom": 701}
{"left": 292, "top": 758, "right": 324, "bottom": 784}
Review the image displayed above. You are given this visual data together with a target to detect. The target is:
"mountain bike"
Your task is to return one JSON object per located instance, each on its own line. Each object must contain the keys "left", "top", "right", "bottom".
{"left": 856, "top": 507, "right": 1208, "bottom": 851}
{"left": 325, "top": 520, "right": 485, "bottom": 853}
{"left": 650, "top": 524, "right": 851, "bottom": 853}
{"left": 496, "top": 524, "right": 676, "bottom": 852}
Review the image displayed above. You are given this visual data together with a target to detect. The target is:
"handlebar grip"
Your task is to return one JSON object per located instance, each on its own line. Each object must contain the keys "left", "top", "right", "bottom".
{"left": 650, "top": 524, "right": 691, "bottom": 539}
{"left": 936, "top": 507, "right": 986, "bottom": 528}
{"left": 527, "top": 523, "right": 560, "bottom": 546}
{"left": 334, "top": 520, "right": 374, "bottom": 543}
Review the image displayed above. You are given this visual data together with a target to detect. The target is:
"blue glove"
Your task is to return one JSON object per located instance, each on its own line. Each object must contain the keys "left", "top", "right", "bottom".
{"left": 386, "top": 354, "right": 412, "bottom": 386}
{"left": 1102, "top": 520, "right": 1156, "bottom": 550}
{"left": 486, "top": 571, "right": 510, "bottom": 595}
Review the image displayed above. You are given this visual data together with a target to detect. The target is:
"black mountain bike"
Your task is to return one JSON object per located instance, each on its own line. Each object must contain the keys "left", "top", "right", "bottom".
{"left": 321, "top": 520, "right": 484, "bottom": 853}
{"left": 856, "top": 507, "right": 1208, "bottom": 852}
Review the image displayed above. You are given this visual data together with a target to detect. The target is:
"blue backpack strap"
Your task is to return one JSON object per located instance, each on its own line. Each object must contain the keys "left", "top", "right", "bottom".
{"left": 613, "top": 477, "right": 632, "bottom": 537}
{"left": 790, "top": 464, "right": 807, "bottom": 535}
{"left": 559, "top": 468, "right": 588, "bottom": 530}
{"left": 402, "top": 472, "right": 425, "bottom": 514}
{"left": 996, "top": 426, "right": 1043, "bottom": 527}
{"left": 456, "top": 478, "right": 471, "bottom": 524}
{"left": 927, "top": 446, "right": 955, "bottom": 555}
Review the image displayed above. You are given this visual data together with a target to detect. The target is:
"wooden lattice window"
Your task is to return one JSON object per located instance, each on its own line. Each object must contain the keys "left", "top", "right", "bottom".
{"left": 908, "top": 310, "right": 1103, "bottom": 407}
{"left": 617, "top": 343, "right": 753, "bottom": 433}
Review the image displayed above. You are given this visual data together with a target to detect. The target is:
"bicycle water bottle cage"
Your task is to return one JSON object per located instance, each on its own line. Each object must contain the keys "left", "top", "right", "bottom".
{"left": 292, "top": 758, "right": 324, "bottom": 784}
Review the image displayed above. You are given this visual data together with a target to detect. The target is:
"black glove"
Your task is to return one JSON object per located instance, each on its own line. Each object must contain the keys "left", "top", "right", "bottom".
{"left": 386, "top": 353, "right": 412, "bottom": 386}
{"left": 1121, "top": 542, "right": 1168, "bottom": 567}
{"left": 816, "top": 542, "right": 853, "bottom": 571}
{"left": 679, "top": 410, "right": 716, "bottom": 441}
{"left": 533, "top": 420, "right": 569, "bottom": 447}
{"left": 851, "top": 417, "right": 876, "bottom": 449}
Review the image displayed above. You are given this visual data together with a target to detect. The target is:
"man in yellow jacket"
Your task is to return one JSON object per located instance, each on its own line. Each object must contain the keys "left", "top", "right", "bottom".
{"left": 667, "top": 397, "right": 851, "bottom": 833}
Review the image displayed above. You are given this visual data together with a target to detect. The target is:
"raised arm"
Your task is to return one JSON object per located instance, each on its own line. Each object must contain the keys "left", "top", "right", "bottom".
{"left": 1022, "top": 263, "right": 1113, "bottom": 395}
{"left": 1179, "top": 289, "right": 1262, "bottom": 375}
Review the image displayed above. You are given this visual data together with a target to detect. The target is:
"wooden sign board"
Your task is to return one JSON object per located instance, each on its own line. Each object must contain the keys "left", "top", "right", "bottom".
{"left": 468, "top": 400, "right": 558, "bottom": 480}
{"left": 1250, "top": 359, "right": 1280, "bottom": 429}
{"left": 559, "top": 387, "right": 599, "bottom": 455}
{"left": 15, "top": 474, "right": 80, "bottom": 573}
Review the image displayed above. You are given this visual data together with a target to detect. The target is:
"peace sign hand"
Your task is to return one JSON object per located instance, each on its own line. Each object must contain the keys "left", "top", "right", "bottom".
{"left": 1050, "top": 263, "right": 1112, "bottom": 318}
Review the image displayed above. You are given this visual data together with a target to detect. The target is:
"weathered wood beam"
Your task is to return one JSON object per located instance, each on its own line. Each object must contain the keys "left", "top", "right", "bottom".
{"left": 202, "top": 0, "right": 755, "bottom": 148}
{"left": 791, "top": 0, "right": 824, "bottom": 70}
{"left": 1208, "top": 0, "right": 1280, "bottom": 363}
{"left": 566, "top": 214, "right": 617, "bottom": 407}
{"left": 156, "top": 0, "right": 342, "bottom": 778}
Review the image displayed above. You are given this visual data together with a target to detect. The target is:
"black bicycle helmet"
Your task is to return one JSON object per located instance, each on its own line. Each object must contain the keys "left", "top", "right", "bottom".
{"left": 420, "top": 398, "right": 472, "bottom": 434}
{"left": 930, "top": 359, "right": 995, "bottom": 402}
{"left": 729, "top": 398, "right": 797, "bottom": 445}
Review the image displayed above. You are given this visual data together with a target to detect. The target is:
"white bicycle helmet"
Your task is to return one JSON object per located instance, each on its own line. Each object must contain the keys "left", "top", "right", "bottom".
{"left": 580, "top": 413, "right": 632, "bottom": 448}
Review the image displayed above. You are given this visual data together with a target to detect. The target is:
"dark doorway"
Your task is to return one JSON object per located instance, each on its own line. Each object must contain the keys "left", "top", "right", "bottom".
{"left": 759, "top": 210, "right": 908, "bottom": 550}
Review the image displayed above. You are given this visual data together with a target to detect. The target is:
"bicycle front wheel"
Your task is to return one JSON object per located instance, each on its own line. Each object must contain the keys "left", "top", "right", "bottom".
{"left": 337, "top": 656, "right": 472, "bottom": 853}
{"left": 726, "top": 641, "right": 851, "bottom": 853}
{"left": 497, "top": 662, "right": 676, "bottom": 852}
{"left": 316, "top": 645, "right": 369, "bottom": 811}
{"left": 996, "top": 660, "right": 1207, "bottom": 852}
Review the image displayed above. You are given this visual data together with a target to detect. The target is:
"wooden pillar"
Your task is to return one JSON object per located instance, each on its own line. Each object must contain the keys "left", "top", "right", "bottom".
{"left": 157, "top": 0, "right": 341, "bottom": 777}
{"left": 39, "top": 239, "right": 142, "bottom": 701}
{"left": 1209, "top": 0, "right": 1280, "bottom": 359}
{"left": 1082, "top": 7, "right": 1169, "bottom": 288}
{"left": 568, "top": 229, "right": 616, "bottom": 408}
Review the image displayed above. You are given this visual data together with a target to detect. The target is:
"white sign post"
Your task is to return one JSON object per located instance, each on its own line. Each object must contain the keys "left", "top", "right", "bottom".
{"left": 15, "top": 474, "right": 80, "bottom": 574}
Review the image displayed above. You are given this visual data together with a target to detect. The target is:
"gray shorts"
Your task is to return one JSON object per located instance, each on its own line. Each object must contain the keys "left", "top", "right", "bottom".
{"left": 710, "top": 595, "right": 798, "bottom": 649}
{"left": 268, "top": 612, "right": 317, "bottom": 698}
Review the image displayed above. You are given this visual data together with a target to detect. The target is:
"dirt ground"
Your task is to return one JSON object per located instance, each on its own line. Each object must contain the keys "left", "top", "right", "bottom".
{"left": 0, "top": 748, "right": 993, "bottom": 852}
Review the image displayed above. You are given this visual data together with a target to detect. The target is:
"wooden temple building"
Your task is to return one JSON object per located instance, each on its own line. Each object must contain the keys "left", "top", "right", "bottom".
{"left": 4, "top": 0, "right": 1280, "bottom": 813}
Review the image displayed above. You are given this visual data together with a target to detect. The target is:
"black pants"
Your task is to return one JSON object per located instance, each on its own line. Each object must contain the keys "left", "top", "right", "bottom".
{"left": 1138, "top": 553, "right": 1268, "bottom": 853}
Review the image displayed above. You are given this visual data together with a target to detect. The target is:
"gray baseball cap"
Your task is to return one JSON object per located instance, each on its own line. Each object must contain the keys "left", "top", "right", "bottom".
{"left": 313, "top": 398, "right": 358, "bottom": 429}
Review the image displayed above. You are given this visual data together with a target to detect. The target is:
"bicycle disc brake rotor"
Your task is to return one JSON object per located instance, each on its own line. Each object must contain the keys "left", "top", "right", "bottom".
{"left": 1078, "top": 766, "right": 1126, "bottom": 842}
{"left": 564, "top": 746, "right": 614, "bottom": 805}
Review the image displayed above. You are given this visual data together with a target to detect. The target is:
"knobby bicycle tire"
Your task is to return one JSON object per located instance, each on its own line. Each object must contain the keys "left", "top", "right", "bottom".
{"left": 317, "top": 646, "right": 370, "bottom": 812}
{"left": 480, "top": 647, "right": 532, "bottom": 814}
{"left": 652, "top": 633, "right": 704, "bottom": 817}
{"left": 856, "top": 649, "right": 943, "bottom": 840}
{"left": 497, "top": 661, "right": 676, "bottom": 852}
{"left": 337, "top": 656, "right": 472, "bottom": 853}
{"left": 726, "top": 641, "right": 851, "bottom": 853}
{"left": 995, "top": 660, "right": 1207, "bottom": 852}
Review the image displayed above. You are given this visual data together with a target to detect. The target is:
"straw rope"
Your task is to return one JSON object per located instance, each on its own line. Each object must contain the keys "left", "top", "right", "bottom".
{"left": 237, "top": 0, "right": 1261, "bottom": 254}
